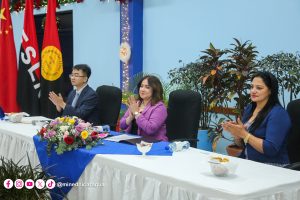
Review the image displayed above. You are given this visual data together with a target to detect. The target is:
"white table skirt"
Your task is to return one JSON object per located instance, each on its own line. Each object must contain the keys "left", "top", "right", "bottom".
{"left": 0, "top": 120, "right": 40, "bottom": 167}
{"left": 1, "top": 119, "right": 300, "bottom": 200}
{"left": 68, "top": 150, "right": 300, "bottom": 200}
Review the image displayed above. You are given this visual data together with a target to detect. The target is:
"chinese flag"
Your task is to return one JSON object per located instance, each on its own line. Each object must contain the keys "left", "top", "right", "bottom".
{"left": 40, "top": 0, "right": 63, "bottom": 118}
{"left": 17, "top": 0, "right": 41, "bottom": 116}
{"left": 0, "top": 0, "right": 19, "bottom": 112}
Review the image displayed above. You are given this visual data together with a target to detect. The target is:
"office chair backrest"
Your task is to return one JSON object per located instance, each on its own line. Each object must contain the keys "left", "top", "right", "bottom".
{"left": 286, "top": 99, "right": 300, "bottom": 163}
{"left": 96, "top": 85, "right": 122, "bottom": 131}
{"left": 166, "top": 89, "right": 201, "bottom": 147}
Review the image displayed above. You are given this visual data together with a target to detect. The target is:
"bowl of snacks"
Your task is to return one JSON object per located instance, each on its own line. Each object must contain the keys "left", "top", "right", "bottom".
{"left": 136, "top": 141, "right": 153, "bottom": 156}
{"left": 208, "top": 155, "right": 238, "bottom": 176}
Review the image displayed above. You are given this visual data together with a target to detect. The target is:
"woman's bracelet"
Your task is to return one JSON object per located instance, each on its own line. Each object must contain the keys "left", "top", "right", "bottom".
{"left": 243, "top": 133, "right": 251, "bottom": 144}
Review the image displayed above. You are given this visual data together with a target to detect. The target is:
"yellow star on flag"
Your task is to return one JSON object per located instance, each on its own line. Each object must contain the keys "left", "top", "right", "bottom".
{"left": 0, "top": 8, "right": 6, "bottom": 20}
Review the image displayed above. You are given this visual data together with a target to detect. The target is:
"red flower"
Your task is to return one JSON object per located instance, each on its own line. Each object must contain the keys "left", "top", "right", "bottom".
{"left": 91, "top": 131, "right": 99, "bottom": 140}
{"left": 64, "top": 136, "right": 74, "bottom": 145}
{"left": 39, "top": 127, "right": 47, "bottom": 137}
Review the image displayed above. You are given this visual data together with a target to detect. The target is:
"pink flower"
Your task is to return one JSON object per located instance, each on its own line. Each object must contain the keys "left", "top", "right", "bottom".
{"left": 48, "top": 130, "right": 56, "bottom": 137}
{"left": 99, "top": 132, "right": 108, "bottom": 139}
{"left": 75, "top": 123, "right": 85, "bottom": 132}
{"left": 50, "top": 120, "right": 59, "bottom": 126}
{"left": 63, "top": 131, "right": 69, "bottom": 139}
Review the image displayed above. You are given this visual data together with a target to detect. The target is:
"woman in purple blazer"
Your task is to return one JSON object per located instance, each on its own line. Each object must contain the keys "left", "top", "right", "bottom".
{"left": 120, "top": 75, "right": 168, "bottom": 141}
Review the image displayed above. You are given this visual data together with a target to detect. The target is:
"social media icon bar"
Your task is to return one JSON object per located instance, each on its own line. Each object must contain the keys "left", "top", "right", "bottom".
{"left": 46, "top": 179, "right": 56, "bottom": 189}
{"left": 25, "top": 179, "right": 35, "bottom": 189}
{"left": 3, "top": 179, "right": 13, "bottom": 189}
{"left": 35, "top": 179, "right": 45, "bottom": 189}
{"left": 14, "top": 179, "right": 24, "bottom": 189}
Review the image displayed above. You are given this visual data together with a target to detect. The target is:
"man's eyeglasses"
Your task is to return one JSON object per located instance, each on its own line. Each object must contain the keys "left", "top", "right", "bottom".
{"left": 69, "top": 74, "right": 86, "bottom": 78}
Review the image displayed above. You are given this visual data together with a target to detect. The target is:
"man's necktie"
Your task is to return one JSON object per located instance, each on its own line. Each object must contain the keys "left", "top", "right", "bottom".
{"left": 71, "top": 93, "right": 80, "bottom": 107}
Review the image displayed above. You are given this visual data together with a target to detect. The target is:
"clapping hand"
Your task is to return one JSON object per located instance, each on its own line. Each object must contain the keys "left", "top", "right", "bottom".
{"left": 222, "top": 118, "right": 248, "bottom": 139}
{"left": 49, "top": 91, "right": 65, "bottom": 112}
{"left": 127, "top": 95, "right": 139, "bottom": 115}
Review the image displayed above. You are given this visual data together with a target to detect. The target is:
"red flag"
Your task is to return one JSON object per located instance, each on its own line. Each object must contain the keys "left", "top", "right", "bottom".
{"left": 0, "top": 0, "right": 19, "bottom": 112}
{"left": 17, "top": 0, "right": 41, "bottom": 115}
{"left": 40, "top": 0, "right": 63, "bottom": 118}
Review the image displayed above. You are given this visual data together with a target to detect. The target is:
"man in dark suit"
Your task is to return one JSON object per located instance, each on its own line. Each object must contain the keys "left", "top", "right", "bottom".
{"left": 49, "top": 64, "right": 99, "bottom": 125}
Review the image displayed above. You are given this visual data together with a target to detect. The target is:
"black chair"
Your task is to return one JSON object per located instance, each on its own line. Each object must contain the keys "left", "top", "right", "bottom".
{"left": 96, "top": 85, "right": 122, "bottom": 131}
{"left": 166, "top": 89, "right": 202, "bottom": 147}
{"left": 285, "top": 162, "right": 300, "bottom": 171}
{"left": 285, "top": 99, "right": 300, "bottom": 171}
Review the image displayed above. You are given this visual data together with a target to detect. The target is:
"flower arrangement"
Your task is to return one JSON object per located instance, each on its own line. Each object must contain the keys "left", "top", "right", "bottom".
{"left": 37, "top": 116, "right": 109, "bottom": 155}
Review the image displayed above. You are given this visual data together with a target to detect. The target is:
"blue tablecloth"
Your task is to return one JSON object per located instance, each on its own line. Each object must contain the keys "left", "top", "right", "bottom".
{"left": 33, "top": 131, "right": 172, "bottom": 199}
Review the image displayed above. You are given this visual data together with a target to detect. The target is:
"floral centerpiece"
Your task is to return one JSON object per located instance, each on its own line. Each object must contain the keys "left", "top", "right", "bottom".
{"left": 37, "top": 116, "right": 109, "bottom": 155}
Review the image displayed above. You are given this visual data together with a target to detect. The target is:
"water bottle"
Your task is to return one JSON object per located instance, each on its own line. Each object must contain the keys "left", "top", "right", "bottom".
{"left": 168, "top": 141, "right": 190, "bottom": 152}
{"left": 102, "top": 125, "right": 110, "bottom": 132}
{"left": 96, "top": 125, "right": 110, "bottom": 132}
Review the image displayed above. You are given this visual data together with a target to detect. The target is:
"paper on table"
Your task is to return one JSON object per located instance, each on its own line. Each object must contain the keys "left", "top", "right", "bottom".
{"left": 5, "top": 112, "right": 30, "bottom": 116}
{"left": 105, "top": 134, "right": 141, "bottom": 142}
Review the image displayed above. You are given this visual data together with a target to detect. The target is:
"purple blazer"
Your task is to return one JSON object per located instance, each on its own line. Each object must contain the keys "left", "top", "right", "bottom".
{"left": 120, "top": 101, "right": 168, "bottom": 141}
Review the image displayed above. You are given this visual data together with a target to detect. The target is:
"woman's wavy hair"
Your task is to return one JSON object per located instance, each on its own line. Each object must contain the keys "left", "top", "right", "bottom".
{"left": 248, "top": 71, "right": 281, "bottom": 133}
{"left": 137, "top": 75, "right": 163, "bottom": 106}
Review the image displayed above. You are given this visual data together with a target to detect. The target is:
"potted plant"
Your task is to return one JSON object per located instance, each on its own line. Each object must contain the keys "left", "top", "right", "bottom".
{"left": 199, "top": 38, "right": 259, "bottom": 154}
{"left": 257, "top": 52, "right": 300, "bottom": 108}
{"left": 0, "top": 155, "right": 52, "bottom": 199}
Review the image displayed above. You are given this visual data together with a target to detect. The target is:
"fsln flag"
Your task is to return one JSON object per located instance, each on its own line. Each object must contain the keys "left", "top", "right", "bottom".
{"left": 41, "top": 0, "right": 63, "bottom": 118}
{"left": 17, "top": 0, "right": 41, "bottom": 116}
{"left": 0, "top": 0, "right": 19, "bottom": 112}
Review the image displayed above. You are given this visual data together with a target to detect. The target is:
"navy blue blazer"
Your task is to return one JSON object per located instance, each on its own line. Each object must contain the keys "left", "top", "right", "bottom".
{"left": 240, "top": 104, "right": 291, "bottom": 165}
{"left": 63, "top": 85, "right": 99, "bottom": 125}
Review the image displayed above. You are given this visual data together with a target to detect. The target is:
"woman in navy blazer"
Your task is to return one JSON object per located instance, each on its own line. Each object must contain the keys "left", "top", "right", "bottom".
{"left": 120, "top": 75, "right": 168, "bottom": 141}
{"left": 222, "top": 71, "right": 291, "bottom": 166}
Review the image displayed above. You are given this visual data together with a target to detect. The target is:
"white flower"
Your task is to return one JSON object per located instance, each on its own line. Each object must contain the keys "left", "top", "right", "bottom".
{"left": 59, "top": 125, "right": 70, "bottom": 132}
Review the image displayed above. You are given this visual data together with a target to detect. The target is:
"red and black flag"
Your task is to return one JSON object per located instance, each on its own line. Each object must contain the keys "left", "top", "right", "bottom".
{"left": 0, "top": 0, "right": 19, "bottom": 112}
{"left": 40, "top": 0, "right": 63, "bottom": 118}
{"left": 17, "top": 0, "right": 41, "bottom": 116}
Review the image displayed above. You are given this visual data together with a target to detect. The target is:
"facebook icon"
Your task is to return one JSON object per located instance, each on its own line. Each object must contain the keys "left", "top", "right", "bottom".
{"left": 4, "top": 179, "right": 13, "bottom": 189}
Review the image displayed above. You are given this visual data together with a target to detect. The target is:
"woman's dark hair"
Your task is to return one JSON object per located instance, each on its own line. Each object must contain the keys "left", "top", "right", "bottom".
{"left": 248, "top": 71, "right": 281, "bottom": 132}
{"left": 137, "top": 75, "right": 164, "bottom": 105}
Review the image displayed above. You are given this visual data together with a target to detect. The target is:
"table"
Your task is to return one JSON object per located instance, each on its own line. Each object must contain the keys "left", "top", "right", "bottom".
{"left": 1, "top": 118, "right": 300, "bottom": 200}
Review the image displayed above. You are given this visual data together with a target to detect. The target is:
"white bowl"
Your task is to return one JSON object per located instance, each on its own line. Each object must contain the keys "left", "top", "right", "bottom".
{"left": 136, "top": 141, "right": 153, "bottom": 156}
{"left": 209, "top": 156, "right": 238, "bottom": 176}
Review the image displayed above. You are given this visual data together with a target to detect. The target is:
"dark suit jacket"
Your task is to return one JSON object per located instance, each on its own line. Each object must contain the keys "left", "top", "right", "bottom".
{"left": 63, "top": 85, "right": 99, "bottom": 125}
{"left": 240, "top": 104, "right": 291, "bottom": 165}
